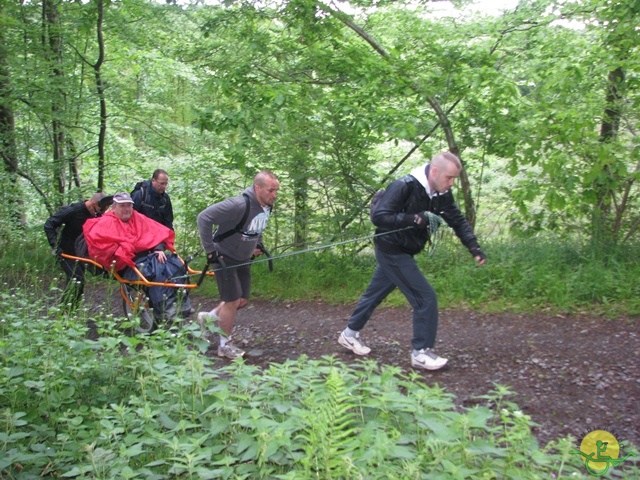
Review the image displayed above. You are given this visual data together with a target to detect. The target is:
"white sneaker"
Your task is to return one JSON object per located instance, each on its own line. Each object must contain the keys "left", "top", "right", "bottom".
{"left": 197, "top": 309, "right": 219, "bottom": 329}
{"left": 411, "top": 349, "right": 448, "bottom": 371}
{"left": 197, "top": 310, "right": 219, "bottom": 344}
{"left": 338, "top": 331, "right": 371, "bottom": 356}
{"left": 218, "top": 342, "right": 245, "bottom": 359}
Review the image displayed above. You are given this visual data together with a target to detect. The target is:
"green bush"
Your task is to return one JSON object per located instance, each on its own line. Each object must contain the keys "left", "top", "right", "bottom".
{"left": 4, "top": 229, "right": 639, "bottom": 315}
{"left": 3, "top": 288, "right": 637, "bottom": 479}
{"left": 251, "top": 236, "right": 640, "bottom": 315}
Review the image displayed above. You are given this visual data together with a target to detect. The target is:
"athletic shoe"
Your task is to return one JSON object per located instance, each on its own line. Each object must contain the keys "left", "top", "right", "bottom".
{"left": 197, "top": 309, "right": 219, "bottom": 329}
{"left": 411, "top": 349, "right": 448, "bottom": 371}
{"left": 196, "top": 310, "right": 219, "bottom": 344}
{"left": 338, "top": 331, "right": 371, "bottom": 356}
{"left": 218, "top": 343, "right": 245, "bottom": 359}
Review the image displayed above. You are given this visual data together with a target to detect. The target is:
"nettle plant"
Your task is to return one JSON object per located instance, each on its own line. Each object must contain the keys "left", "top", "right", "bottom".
{"left": 0, "top": 289, "right": 604, "bottom": 479}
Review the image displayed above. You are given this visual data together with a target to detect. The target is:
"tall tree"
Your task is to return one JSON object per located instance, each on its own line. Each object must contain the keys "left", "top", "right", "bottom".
{"left": 43, "top": 0, "right": 68, "bottom": 197}
{"left": 454, "top": 0, "right": 640, "bottom": 244}
{"left": 194, "top": 0, "right": 497, "bottom": 249}
{"left": 591, "top": 0, "right": 639, "bottom": 245}
{"left": 86, "top": 0, "right": 107, "bottom": 192}
{"left": 0, "top": 1, "right": 24, "bottom": 231}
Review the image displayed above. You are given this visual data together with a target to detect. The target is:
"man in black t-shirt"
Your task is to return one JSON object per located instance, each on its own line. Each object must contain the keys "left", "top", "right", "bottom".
{"left": 44, "top": 192, "right": 113, "bottom": 310}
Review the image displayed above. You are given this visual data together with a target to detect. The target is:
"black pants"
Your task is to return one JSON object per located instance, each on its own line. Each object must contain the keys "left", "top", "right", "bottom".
{"left": 58, "top": 255, "right": 85, "bottom": 311}
{"left": 347, "top": 248, "right": 438, "bottom": 350}
{"left": 122, "top": 253, "right": 191, "bottom": 322}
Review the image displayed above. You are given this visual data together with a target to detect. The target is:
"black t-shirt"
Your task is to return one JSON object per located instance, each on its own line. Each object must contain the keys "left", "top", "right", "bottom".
{"left": 44, "top": 202, "right": 94, "bottom": 254}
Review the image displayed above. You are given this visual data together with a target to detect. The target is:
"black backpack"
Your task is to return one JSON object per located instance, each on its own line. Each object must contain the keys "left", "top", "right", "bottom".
{"left": 369, "top": 176, "right": 415, "bottom": 224}
{"left": 213, "top": 193, "right": 251, "bottom": 243}
{"left": 74, "top": 234, "right": 89, "bottom": 258}
{"left": 131, "top": 181, "right": 149, "bottom": 205}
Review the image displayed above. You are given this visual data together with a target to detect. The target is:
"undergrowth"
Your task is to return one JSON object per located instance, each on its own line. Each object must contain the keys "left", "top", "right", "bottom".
{"left": 249, "top": 236, "right": 640, "bottom": 317}
{"left": 3, "top": 288, "right": 639, "bottom": 479}
{"left": 1, "top": 232, "right": 638, "bottom": 477}
{"left": 2, "top": 230, "right": 639, "bottom": 317}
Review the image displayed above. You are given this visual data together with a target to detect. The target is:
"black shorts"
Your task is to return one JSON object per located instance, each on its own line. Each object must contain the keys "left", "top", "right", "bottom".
{"left": 213, "top": 259, "right": 251, "bottom": 302}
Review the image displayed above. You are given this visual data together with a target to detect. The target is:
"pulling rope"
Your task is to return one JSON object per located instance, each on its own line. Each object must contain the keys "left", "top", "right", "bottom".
{"left": 193, "top": 212, "right": 448, "bottom": 276}
{"left": 234, "top": 226, "right": 413, "bottom": 270}
{"left": 425, "top": 211, "right": 445, "bottom": 255}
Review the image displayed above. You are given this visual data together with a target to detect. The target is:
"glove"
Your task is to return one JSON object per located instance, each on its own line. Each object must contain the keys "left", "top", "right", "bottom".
{"left": 470, "top": 246, "right": 486, "bottom": 262}
{"left": 51, "top": 247, "right": 62, "bottom": 256}
{"left": 254, "top": 243, "right": 274, "bottom": 272}
{"left": 206, "top": 251, "right": 219, "bottom": 264}
{"left": 413, "top": 212, "right": 431, "bottom": 231}
{"left": 255, "top": 243, "right": 271, "bottom": 256}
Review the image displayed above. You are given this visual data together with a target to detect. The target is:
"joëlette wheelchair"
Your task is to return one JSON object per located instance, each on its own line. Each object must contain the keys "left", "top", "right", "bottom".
{"left": 60, "top": 251, "right": 213, "bottom": 333}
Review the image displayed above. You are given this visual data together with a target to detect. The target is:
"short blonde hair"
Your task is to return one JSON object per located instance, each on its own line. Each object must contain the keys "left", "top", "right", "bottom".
{"left": 254, "top": 170, "right": 279, "bottom": 187}
{"left": 432, "top": 151, "right": 462, "bottom": 170}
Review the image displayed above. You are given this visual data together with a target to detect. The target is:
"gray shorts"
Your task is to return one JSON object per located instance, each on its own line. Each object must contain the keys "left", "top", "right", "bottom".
{"left": 213, "top": 259, "right": 251, "bottom": 302}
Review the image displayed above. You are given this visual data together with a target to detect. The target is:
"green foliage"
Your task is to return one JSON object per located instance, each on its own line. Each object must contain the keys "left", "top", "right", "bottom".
{"left": 5, "top": 222, "right": 640, "bottom": 319}
{"left": 251, "top": 235, "right": 640, "bottom": 315}
{"left": 3, "top": 1, "right": 640, "bottom": 473}
{"left": 251, "top": 249, "right": 377, "bottom": 303}
{"left": 481, "top": 0, "right": 640, "bottom": 243}
{"left": 0, "top": 230, "right": 55, "bottom": 292}
{"left": 3, "top": 0, "right": 638, "bottom": 253}
{"left": 0, "top": 287, "right": 608, "bottom": 478}
{"left": 425, "top": 236, "right": 640, "bottom": 316}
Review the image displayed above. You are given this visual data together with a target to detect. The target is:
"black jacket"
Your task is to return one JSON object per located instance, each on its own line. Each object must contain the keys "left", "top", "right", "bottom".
{"left": 44, "top": 201, "right": 94, "bottom": 254}
{"left": 131, "top": 180, "right": 174, "bottom": 230}
{"left": 372, "top": 175, "right": 480, "bottom": 256}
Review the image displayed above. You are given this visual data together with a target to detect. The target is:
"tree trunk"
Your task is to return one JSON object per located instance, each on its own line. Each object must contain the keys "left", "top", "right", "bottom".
{"left": 43, "top": 0, "right": 67, "bottom": 203}
{"left": 426, "top": 97, "right": 476, "bottom": 228}
{"left": 293, "top": 169, "right": 308, "bottom": 248}
{"left": 592, "top": 66, "right": 625, "bottom": 245}
{"left": 0, "top": 1, "right": 25, "bottom": 228}
{"left": 93, "top": 0, "right": 107, "bottom": 193}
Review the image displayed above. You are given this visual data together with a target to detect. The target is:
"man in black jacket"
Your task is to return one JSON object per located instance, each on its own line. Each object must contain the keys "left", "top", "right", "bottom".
{"left": 44, "top": 192, "right": 113, "bottom": 310}
{"left": 131, "top": 169, "right": 174, "bottom": 230}
{"left": 338, "top": 152, "right": 486, "bottom": 371}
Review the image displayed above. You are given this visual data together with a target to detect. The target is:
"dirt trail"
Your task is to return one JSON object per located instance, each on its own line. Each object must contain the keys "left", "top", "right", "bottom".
{"left": 88, "top": 288, "right": 640, "bottom": 449}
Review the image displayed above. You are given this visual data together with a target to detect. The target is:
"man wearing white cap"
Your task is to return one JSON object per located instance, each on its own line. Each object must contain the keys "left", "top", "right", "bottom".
{"left": 83, "top": 192, "right": 186, "bottom": 325}
{"left": 83, "top": 192, "right": 175, "bottom": 272}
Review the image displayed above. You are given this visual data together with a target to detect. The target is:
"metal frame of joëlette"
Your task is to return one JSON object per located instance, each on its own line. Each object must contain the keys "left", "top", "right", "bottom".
{"left": 59, "top": 252, "right": 214, "bottom": 288}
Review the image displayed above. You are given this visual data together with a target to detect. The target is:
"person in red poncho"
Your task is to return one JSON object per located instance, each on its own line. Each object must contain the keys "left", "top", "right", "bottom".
{"left": 83, "top": 192, "right": 175, "bottom": 272}
{"left": 83, "top": 192, "right": 188, "bottom": 326}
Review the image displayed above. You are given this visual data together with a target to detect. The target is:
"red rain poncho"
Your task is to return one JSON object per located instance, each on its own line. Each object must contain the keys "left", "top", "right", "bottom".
{"left": 83, "top": 210, "right": 175, "bottom": 271}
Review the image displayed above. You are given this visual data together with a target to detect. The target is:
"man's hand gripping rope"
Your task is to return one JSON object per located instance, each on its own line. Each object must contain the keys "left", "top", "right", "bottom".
{"left": 195, "top": 250, "right": 227, "bottom": 287}
{"left": 251, "top": 243, "right": 273, "bottom": 272}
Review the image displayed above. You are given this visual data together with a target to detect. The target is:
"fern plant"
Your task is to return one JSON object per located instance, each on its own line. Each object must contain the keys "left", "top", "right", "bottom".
{"left": 292, "top": 366, "right": 360, "bottom": 479}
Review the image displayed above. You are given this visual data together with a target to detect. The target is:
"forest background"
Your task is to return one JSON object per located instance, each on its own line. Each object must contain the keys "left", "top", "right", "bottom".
{"left": 1, "top": 0, "right": 639, "bottom": 314}
{"left": 1, "top": 0, "right": 640, "bottom": 477}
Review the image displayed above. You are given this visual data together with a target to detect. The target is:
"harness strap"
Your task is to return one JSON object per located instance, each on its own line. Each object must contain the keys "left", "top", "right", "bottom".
{"left": 213, "top": 193, "right": 251, "bottom": 243}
